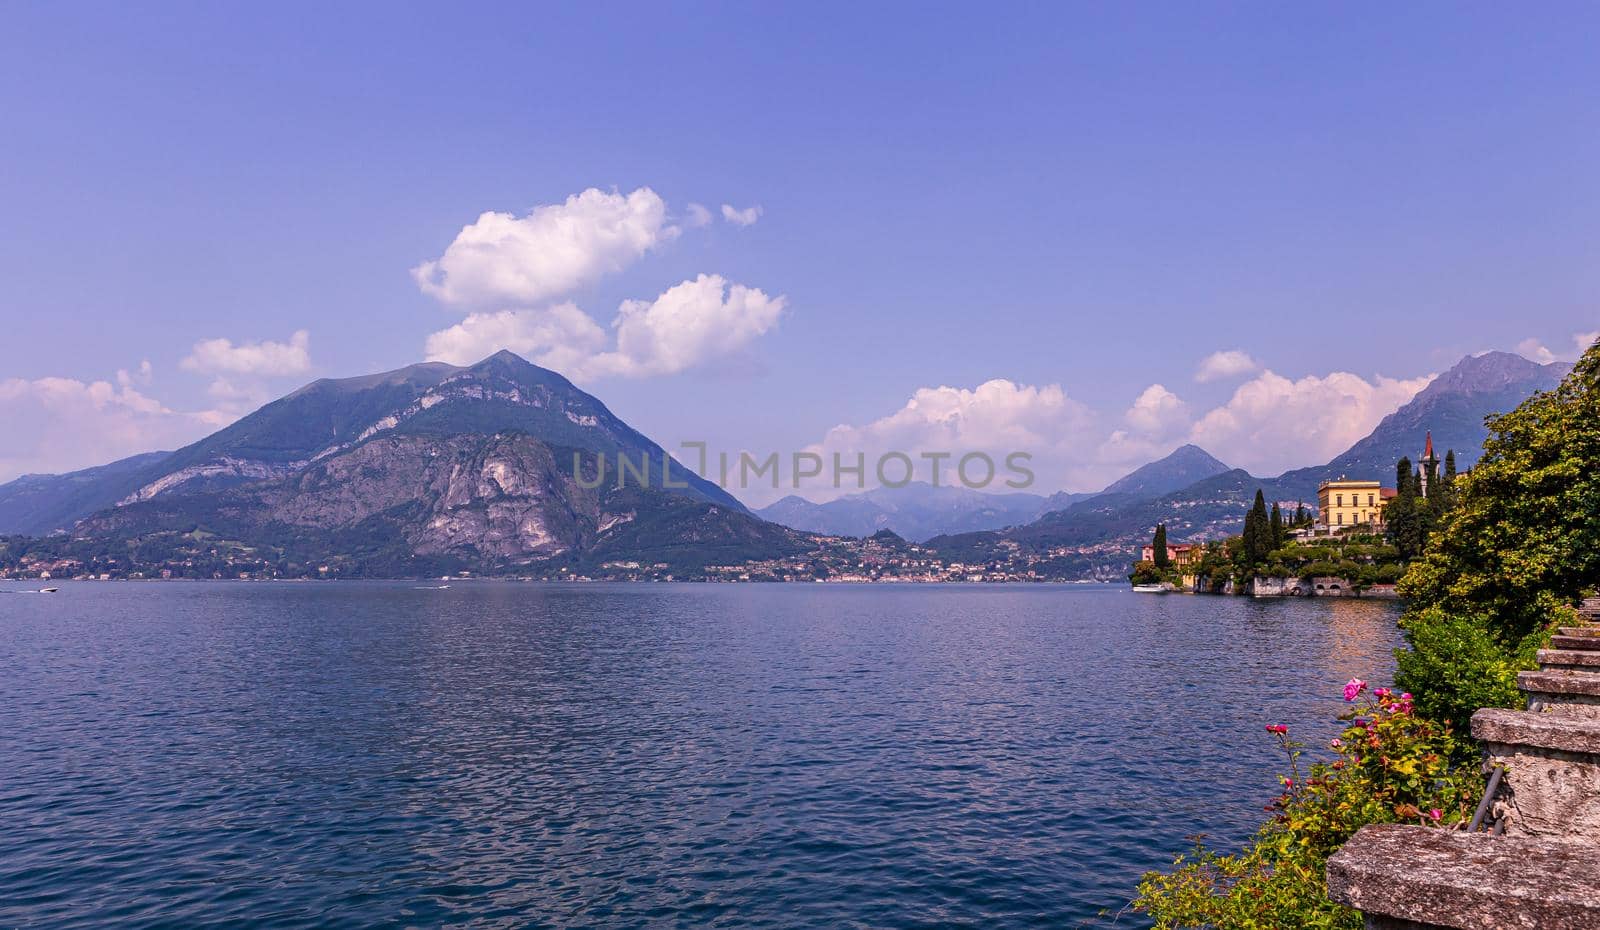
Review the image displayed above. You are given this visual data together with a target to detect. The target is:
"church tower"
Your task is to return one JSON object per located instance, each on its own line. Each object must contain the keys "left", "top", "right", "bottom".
{"left": 1418, "top": 431, "right": 1440, "bottom": 497}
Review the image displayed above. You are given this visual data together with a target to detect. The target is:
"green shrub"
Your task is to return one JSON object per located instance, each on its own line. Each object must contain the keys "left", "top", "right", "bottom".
{"left": 1394, "top": 605, "right": 1553, "bottom": 738}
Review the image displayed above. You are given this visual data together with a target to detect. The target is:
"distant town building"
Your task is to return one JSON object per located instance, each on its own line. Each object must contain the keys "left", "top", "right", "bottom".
{"left": 1140, "top": 542, "right": 1201, "bottom": 567}
{"left": 1317, "top": 478, "right": 1392, "bottom": 531}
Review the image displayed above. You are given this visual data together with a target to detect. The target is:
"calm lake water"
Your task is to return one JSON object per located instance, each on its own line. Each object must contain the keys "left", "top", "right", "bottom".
{"left": 0, "top": 582, "right": 1402, "bottom": 929}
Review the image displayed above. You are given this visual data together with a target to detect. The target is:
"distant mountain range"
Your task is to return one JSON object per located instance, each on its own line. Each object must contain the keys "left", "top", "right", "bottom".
{"left": 755, "top": 443, "right": 1230, "bottom": 541}
{"left": 927, "top": 351, "right": 1570, "bottom": 578}
{"left": 0, "top": 348, "right": 1567, "bottom": 578}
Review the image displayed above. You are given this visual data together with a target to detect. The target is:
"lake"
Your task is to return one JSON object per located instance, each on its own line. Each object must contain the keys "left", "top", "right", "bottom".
{"left": 0, "top": 582, "right": 1402, "bottom": 928}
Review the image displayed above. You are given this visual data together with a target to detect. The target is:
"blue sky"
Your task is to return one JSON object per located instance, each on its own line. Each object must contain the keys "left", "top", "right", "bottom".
{"left": 3, "top": 3, "right": 1598, "bottom": 500}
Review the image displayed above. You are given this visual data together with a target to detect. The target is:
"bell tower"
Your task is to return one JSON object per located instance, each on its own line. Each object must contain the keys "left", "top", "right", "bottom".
{"left": 1418, "top": 431, "right": 1439, "bottom": 497}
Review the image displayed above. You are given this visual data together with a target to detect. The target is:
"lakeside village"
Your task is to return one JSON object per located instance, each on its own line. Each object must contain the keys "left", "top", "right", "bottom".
{"left": 1130, "top": 433, "right": 1457, "bottom": 598}
{"left": 0, "top": 526, "right": 1077, "bottom": 585}
{"left": 0, "top": 433, "right": 1458, "bottom": 586}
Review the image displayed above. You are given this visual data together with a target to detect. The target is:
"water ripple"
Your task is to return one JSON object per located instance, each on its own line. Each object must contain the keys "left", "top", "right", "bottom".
{"left": 0, "top": 582, "right": 1402, "bottom": 928}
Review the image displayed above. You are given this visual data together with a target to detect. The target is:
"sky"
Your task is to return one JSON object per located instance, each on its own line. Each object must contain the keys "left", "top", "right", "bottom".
{"left": 2, "top": 3, "right": 1599, "bottom": 504}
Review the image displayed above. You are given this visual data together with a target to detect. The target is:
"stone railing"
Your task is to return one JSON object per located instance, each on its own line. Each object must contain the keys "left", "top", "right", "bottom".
{"left": 1326, "top": 623, "right": 1600, "bottom": 928}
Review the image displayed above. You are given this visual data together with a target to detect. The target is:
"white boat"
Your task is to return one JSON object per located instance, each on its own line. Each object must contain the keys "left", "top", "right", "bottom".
{"left": 1131, "top": 584, "right": 1167, "bottom": 593}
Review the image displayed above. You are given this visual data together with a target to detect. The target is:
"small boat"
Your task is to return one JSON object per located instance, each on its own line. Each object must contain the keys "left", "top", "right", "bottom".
{"left": 1131, "top": 584, "right": 1167, "bottom": 593}
{"left": 39, "top": 587, "right": 58, "bottom": 593}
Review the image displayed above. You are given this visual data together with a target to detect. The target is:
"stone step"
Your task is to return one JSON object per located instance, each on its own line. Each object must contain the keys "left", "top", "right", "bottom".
{"left": 1549, "top": 634, "right": 1600, "bottom": 652}
{"left": 1578, "top": 595, "right": 1600, "bottom": 620}
{"left": 1327, "top": 824, "right": 1600, "bottom": 929}
{"left": 1519, "top": 670, "right": 1600, "bottom": 718}
{"left": 1556, "top": 627, "right": 1600, "bottom": 637}
{"left": 1538, "top": 649, "right": 1600, "bottom": 672}
{"left": 1471, "top": 708, "right": 1600, "bottom": 839}
{"left": 1474, "top": 707, "right": 1600, "bottom": 756}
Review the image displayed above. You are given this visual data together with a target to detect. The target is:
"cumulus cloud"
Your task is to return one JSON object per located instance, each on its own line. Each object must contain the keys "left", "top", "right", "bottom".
{"left": 776, "top": 358, "right": 1435, "bottom": 506}
{"left": 721, "top": 203, "right": 763, "bottom": 227}
{"left": 1194, "top": 349, "right": 1260, "bottom": 383}
{"left": 1190, "top": 369, "right": 1432, "bottom": 476}
{"left": 412, "top": 187, "right": 678, "bottom": 306}
{"left": 180, "top": 330, "right": 311, "bottom": 377}
{"left": 1123, "top": 384, "right": 1189, "bottom": 436}
{"left": 1517, "top": 330, "right": 1600, "bottom": 365}
{"left": 684, "top": 203, "right": 714, "bottom": 228}
{"left": 790, "top": 379, "right": 1100, "bottom": 501}
{"left": 423, "top": 275, "right": 785, "bottom": 381}
{"left": 1089, "top": 384, "right": 1195, "bottom": 473}
{"left": 424, "top": 302, "right": 609, "bottom": 372}
{"left": 605, "top": 274, "right": 785, "bottom": 377}
{"left": 0, "top": 369, "right": 219, "bottom": 482}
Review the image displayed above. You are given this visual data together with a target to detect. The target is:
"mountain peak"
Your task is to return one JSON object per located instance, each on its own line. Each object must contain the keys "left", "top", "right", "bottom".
{"left": 1100, "top": 444, "right": 1230, "bottom": 497}
{"left": 1419, "top": 350, "right": 1566, "bottom": 402}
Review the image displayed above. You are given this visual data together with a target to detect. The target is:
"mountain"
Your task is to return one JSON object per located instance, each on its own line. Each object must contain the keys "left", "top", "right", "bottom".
{"left": 0, "top": 451, "right": 172, "bottom": 537}
{"left": 1099, "top": 444, "right": 1231, "bottom": 498}
{"left": 756, "top": 445, "right": 1228, "bottom": 542}
{"left": 756, "top": 482, "right": 1057, "bottom": 541}
{"left": 29, "top": 351, "right": 808, "bottom": 574}
{"left": 1302, "top": 351, "right": 1569, "bottom": 486}
{"left": 929, "top": 351, "right": 1569, "bottom": 578}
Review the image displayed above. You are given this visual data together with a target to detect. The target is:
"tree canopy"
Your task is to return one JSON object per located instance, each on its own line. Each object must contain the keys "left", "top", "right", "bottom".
{"left": 1397, "top": 339, "right": 1600, "bottom": 728}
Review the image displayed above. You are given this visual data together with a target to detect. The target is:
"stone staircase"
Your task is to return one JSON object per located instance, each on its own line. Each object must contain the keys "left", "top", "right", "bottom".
{"left": 1327, "top": 617, "right": 1600, "bottom": 929}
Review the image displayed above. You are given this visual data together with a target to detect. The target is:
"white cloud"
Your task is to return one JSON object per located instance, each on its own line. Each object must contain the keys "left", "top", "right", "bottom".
{"left": 1089, "top": 384, "right": 1195, "bottom": 474}
{"left": 604, "top": 274, "right": 785, "bottom": 378}
{"left": 1189, "top": 369, "right": 1433, "bottom": 476}
{"left": 773, "top": 357, "right": 1436, "bottom": 507}
{"left": 180, "top": 330, "right": 311, "bottom": 377}
{"left": 423, "top": 275, "right": 785, "bottom": 381}
{"left": 1123, "top": 384, "right": 1189, "bottom": 436}
{"left": 1517, "top": 330, "right": 1599, "bottom": 365}
{"left": 721, "top": 203, "right": 763, "bottom": 227}
{"left": 0, "top": 369, "right": 219, "bottom": 483}
{"left": 684, "top": 202, "right": 713, "bottom": 228}
{"left": 1195, "top": 349, "right": 1260, "bottom": 383}
{"left": 790, "top": 379, "right": 1100, "bottom": 502}
{"left": 412, "top": 187, "right": 678, "bottom": 306}
{"left": 423, "top": 302, "right": 609, "bottom": 371}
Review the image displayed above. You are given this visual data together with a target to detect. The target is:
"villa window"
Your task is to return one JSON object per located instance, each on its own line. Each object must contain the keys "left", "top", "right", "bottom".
{"left": 1336, "top": 494, "right": 1343, "bottom": 506}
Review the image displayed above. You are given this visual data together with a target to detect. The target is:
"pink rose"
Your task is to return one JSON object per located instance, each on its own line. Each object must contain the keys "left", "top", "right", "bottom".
{"left": 1429, "top": 809, "right": 1442, "bottom": 822}
{"left": 1330, "top": 738, "right": 1342, "bottom": 749}
{"left": 1344, "top": 679, "right": 1367, "bottom": 702}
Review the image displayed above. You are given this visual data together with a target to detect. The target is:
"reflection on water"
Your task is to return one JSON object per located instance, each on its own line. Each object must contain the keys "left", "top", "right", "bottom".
{"left": 0, "top": 582, "right": 1402, "bottom": 928}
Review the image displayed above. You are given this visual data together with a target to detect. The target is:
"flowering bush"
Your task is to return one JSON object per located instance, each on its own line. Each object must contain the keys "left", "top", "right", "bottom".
{"left": 1134, "top": 683, "right": 1478, "bottom": 929}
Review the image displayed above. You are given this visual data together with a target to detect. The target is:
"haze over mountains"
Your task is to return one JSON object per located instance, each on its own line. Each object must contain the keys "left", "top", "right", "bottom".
{"left": 757, "top": 444, "right": 1230, "bottom": 541}
{"left": 0, "top": 348, "right": 1568, "bottom": 578}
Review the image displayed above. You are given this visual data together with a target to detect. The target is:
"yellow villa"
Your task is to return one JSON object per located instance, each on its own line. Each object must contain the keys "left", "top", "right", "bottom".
{"left": 1317, "top": 478, "right": 1391, "bottom": 531}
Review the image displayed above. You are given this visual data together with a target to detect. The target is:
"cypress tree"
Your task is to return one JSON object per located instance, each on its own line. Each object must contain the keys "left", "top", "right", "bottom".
{"left": 1387, "top": 456, "right": 1426, "bottom": 558}
{"left": 1436, "top": 449, "right": 1459, "bottom": 513}
{"left": 1152, "top": 523, "right": 1170, "bottom": 568}
{"left": 1270, "top": 501, "right": 1284, "bottom": 548}
{"left": 1242, "top": 489, "right": 1270, "bottom": 566}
